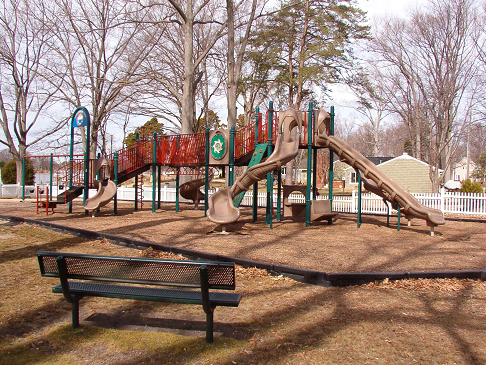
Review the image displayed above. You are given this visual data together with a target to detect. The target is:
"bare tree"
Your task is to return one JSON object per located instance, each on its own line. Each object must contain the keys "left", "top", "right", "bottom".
{"left": 0, "top": 0, "right": 64, "bottom": 182}
{"left": 46, "top": 0, "right": 165, "bottom": 157}
{"left": 370, "top": 0, "right": 482, "bottom": 190}
{"left": 350, "top": 70, "right": 391, "bottom": 156}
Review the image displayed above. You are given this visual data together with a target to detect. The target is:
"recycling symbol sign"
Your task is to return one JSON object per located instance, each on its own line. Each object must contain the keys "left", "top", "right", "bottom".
{"left": 210, "top": 132, "right": 226, "bottom": 160}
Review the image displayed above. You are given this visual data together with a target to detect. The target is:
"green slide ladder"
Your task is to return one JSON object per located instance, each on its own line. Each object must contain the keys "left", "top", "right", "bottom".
{"left": 233, "top": 143, "right": 269, "bottom": 207}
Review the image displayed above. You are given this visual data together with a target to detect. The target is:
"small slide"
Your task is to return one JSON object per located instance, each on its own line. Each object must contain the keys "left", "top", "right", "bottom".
{"left": 84, "top": 179, "right": 117, "bottom": 212}
{"left": 84, "top": 157, "right": 117, "bottom": 213}
{"left": 207, "top": 109, "right": 302, "bottom": 224}
{"left": 315, "top": 109, "right": 444, "bottom": 227}
{"left": 56, "top": 186, "right": 84, "bottom": 204}
{"left": 180, "top": 177, "right": 210, "bottom": 209}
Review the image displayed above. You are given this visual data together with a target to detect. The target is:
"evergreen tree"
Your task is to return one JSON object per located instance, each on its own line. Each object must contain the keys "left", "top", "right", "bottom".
{"left": 124, "top": 118, "right": 164, "bottom": 147}
{"left": 1, "top": 158, "right": 35, "bottom": 185}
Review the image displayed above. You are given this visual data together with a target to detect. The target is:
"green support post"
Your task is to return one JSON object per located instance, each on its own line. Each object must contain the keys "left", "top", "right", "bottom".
{"left": 83, "top": 120, "right": 90, "bottom": 207}
{"left": 204, "top": 126, "right": 210, "bottom": 216}
{"left": 276, "top": 169, "right": 282, "bottom": 221}
{"left": 68, "top": 124, "right": 74, "bottom": 213}
{"left": 328, "top": 106, "right": 335, "bottom": 203}
{"left": 252, "top": 107, "right": 259, "bottom": 222}
{"left": 312, "top": 148, "right": 317, "bottom": 200}
{"left": 305, "top": 102, "right": 313, "bottom": 226}
{"left": 175, "top": 169, "right": 180, "bottom": 212}
{"left": 134, "top": 174, "right": 138, "bottom": 210}
{"left": 228, "top": 126, "right": 235, "bottom": 186}
{"left": 397, "top": 204, "right": 401, "bottom": 231}
{"left": 21, "top": 156, "right": 26, "bottom": 201}
{"left": 49, "top": 153, "right": 53, "bottom": 201}
{"left": 158, "top": 165, "right": 161, "bottom": 209}
{"left": 357, "top": 170, "right": 362, "bottom": 228}
{"left": 152, "top": 133, "right": 157, "bottom": 213}
{"left": 266, "top": 102, "right": 273, "bottom": 227}
{"left": 113, "top": 152, "right": 118, "bottom": 215}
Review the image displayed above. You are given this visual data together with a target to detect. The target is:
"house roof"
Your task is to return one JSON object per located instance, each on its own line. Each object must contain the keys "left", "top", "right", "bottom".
{"left": 365, "top": 156, "right": 394, "bottom": 165}
{"left": 378, "top": 153, "right": 431, "bottom": 168}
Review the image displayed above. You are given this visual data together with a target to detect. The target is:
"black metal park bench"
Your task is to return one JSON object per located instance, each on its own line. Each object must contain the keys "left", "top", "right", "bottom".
{"left": 36, "top": 251, "right": 241, "bottom": 343}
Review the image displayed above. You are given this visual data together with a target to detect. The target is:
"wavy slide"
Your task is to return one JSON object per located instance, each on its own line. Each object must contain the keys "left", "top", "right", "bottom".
{"left": 207, "top": 109, "right": 302, "bottom": 224}
{"left": 315, "top": 109, "right": 444, "bottom": 227}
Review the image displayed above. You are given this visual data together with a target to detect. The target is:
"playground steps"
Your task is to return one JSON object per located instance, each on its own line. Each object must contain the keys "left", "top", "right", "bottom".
{"left": 56, "top": 186, "right": 84, "bottom": 204}
{"left": 232, "top": 143, "right": 268, "bottom": 207}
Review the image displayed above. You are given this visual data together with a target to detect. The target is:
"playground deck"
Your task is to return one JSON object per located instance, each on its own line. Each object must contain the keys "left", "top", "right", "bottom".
{"left": 0, "top": 219, "right": 485, "bottom": 364}
{"left": 0, "top": 199, "right": 485, "bottom": 274}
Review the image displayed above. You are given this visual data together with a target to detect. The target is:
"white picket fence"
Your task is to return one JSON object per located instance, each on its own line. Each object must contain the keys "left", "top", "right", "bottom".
{"left": 1, "top": 183, "right": 486, "bottom": 217}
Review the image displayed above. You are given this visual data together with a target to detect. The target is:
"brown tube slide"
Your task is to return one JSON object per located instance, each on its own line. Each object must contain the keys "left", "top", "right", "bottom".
{"left": 207, "top": 109, "right": 303, "bottom": 225}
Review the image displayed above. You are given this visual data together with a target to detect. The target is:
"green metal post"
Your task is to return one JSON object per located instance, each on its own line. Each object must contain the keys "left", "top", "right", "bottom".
{"left": 21, "top": 156, "right": 26, "bottom": 201}
{"left": 175, "top": 169, "right": 180, "bottom": 212}
{"left": 204, "top": 126, "right": 210, "bottom": 215}
{"left": 175, "top": 136, "right": 180, "bottom": 212}
{"left": 276, "top": 169, "right": 282, "bottom": 221}
{"left": 134, "top": 174, "right": 138, "bottom": 210}
{"left": 305, "top": 102, "right": 313, "bottom": 226}
{"left": 113, "top": 152, "right": 118, "bottom": 215}
{"left": 83, "top": 120, "right": 90, "bottom": 207}
{"left": 152, "top": 132, "right": 157, "bottom": 213}
{"left": 357, "top": 170, "right": 362, "bottom": 228}
{"left": 158, "top": 165, "right": 161, "bottom": 209}
{"left": 68, "top": 124, "right": 74, "bottom": 213}
{"left": 397, "top": 204, "right": 401, "bottom": 231}
{"left": 228, "top": 126, "right": 235, "bottom": 186}
{"left": 252, "top": 107, "right": 259, "bottom": 222}
{"left": 312, "top": 148, "right": 317, "bottom": 200}
{"left": 49, "top": 153, "right": 53, "bottom": 201}
{"left": 266, "top": 102, "right": 273, "bottom": 227}
{"left": 328, "top": 106, "right": 335, "bottom": 204}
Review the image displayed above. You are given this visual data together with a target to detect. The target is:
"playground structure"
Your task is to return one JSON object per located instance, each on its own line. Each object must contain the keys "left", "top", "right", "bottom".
{"left": 25, "top": 101, "right": 444, "bottom": 235}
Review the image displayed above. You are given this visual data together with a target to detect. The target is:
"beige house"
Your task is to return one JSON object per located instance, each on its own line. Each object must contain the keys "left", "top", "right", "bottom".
{"left": 334, "top": 153, "right": 442, "bottom": 193}
{"left": 451, "top": 157, "right": 475, "bottom": 182}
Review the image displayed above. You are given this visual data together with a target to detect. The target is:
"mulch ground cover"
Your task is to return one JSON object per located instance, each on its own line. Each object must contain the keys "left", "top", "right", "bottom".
{"left": 0, "top": 219, "right": 485, "bottom": 364}
{"left": 0, "top": 199, "right": 485, "bottom": 274}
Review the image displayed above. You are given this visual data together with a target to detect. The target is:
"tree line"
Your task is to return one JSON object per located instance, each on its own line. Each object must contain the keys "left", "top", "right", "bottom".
{"left": 0, "top": 0, "right": 485, "bottom": 189}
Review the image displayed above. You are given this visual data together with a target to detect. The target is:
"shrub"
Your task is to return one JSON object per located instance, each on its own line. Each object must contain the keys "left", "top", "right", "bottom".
{"left": 1, "top": 159, "right": 35, "bottom": 185}
{"left": 460, "top": 179, "right": 483, "bottom": 193}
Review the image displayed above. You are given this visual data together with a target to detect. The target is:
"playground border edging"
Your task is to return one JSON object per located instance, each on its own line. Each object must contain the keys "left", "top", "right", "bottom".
{"left": 1, "top": 214, "right": 485, "bottom": 286}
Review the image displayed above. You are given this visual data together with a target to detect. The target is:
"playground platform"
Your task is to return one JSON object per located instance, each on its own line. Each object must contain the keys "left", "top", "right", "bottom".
{"left": 0, "top": 200, "right": 485, "bottom": 275}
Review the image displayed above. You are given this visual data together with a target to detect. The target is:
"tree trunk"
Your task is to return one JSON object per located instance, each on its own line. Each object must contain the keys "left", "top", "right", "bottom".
{"left": 226, "top": 0, "right": 237, "bottom": 129}
{"left": 15, "top": 144, "right": 26, "bottom": 184}
{"left": 181, "top": 6, "right": 194, "bottom": 134}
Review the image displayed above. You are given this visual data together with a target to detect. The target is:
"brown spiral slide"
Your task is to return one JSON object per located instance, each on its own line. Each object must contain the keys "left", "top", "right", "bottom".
{"left": 315, "top": 109, "right": 444, "bottom": 229}
{"left": 207, "top": 109, "right": 303, "bottom": 225}
{"left": 180, "top": 175, "right": 212, "bottom": 209}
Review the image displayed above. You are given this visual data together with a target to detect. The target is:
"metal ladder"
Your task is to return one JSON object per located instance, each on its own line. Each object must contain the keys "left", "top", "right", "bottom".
{"left": 137, "top": 174, "right": 144, "bottom": 209}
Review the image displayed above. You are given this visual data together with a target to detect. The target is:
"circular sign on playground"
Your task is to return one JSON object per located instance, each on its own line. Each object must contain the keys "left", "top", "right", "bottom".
{"left": 71, "top": 107, "right": 90, "bottom": 128}
{"left": 210, "top": 132, "right": 227, "bottom": 160}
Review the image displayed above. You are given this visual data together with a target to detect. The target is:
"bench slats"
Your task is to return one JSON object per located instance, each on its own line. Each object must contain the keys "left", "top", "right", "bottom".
{"left": 38, "top": 251, "right": 235, "bottom": 290}
{"left": 52, "top": 282, "right": 241, "bottom": 307}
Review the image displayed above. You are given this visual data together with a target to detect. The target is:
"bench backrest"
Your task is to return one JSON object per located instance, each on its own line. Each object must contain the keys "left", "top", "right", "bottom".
{"left": 37, "top": 251, "right": 236, "bottom": 290}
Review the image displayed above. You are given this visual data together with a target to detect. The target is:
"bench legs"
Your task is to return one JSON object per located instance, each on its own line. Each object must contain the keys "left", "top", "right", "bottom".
{"left": 71, "top": 296, "right": 80, "bottom": 328}
{"left": 205, "top": 307, "right": 215, "bottom": 343}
